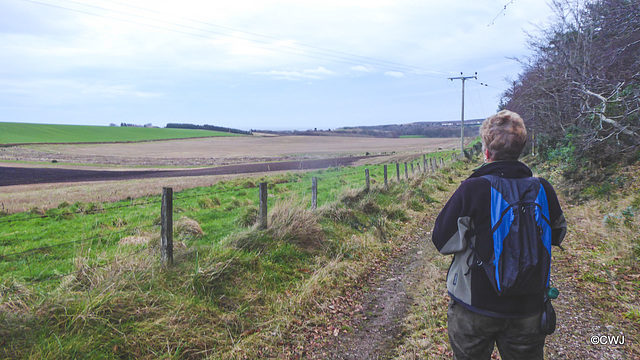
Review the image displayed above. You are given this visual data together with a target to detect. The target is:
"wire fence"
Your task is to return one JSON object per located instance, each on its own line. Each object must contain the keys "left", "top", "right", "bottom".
{"left": 0, "top": 153, "right": 462, "bottom": 285}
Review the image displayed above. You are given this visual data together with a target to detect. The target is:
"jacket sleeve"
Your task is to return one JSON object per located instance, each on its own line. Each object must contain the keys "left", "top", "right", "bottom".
{"left": 432, "top": 178, "right": 487, "bottom": 255}
{"left": 541, "top": 179, "right": 567, "bottom": 246}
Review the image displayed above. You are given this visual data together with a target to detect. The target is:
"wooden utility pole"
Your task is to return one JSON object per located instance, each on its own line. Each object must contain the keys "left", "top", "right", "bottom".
{"left": 449, "top": 72, "right": 477, "bottom": 157}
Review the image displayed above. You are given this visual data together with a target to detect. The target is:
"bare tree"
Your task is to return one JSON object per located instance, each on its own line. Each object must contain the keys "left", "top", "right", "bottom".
{"left": 501, "top": 0, "right": 640, "bottom": 165}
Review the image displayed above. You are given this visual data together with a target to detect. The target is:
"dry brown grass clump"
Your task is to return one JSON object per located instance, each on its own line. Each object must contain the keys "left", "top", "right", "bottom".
{"left": 175, "top": 216, "right": 204, "bottom": 237}
{"left": 318, "top": 202, "right": 357, "bottom": 223}
{"left": 268, "top": 198, "right": 325, "bottom": 251}
{"left": 118, "top": 236, "right": 152, "bottom": 245}
{"left": 0, "top": 280, "right": 33, "bottom": 315}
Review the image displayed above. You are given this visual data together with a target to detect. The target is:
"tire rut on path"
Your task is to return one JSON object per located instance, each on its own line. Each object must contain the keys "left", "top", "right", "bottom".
{"left": 308, "top": 233, "right": 428, "bottom": 360}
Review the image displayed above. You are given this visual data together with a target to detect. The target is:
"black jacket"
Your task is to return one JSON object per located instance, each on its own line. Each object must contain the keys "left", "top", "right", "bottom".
{"left": 432, "top": 161, "right": 567, "bottom": 317}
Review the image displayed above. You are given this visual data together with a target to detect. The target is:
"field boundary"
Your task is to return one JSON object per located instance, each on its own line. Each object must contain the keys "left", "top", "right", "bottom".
{"left": 0, "top": 154, "right": 458, "bottom": 284}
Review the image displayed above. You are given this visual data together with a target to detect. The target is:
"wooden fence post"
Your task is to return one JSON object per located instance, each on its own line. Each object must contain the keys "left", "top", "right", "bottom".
{"left": 410, "top": 163, "right": 414, "bottom": 175}
{"left": 404, "top": 162, "right": 408, "bottom": 179}
{"left": 396, "top": 163, "right": 400, "bottom": 181}
{"left": 259, "top": 182, "right": 268, "bottom": 229}
{"left": 384, "top": 165, "right": 388, "bottom": 189}
{"left": 365, "top": 169, "right": 370, "bottom": 192}
{"left": 161, "top": 187, "right": 173, "bottom": 265}
{"left": 311, "top": 177, "right": 318, "bottom": 210}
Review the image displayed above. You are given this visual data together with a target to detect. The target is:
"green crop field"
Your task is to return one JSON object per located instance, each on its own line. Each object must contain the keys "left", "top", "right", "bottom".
{"left": 399, "top": 135, "right": 426, "bottom": 138}
{"left": 0, "top": 122, "right": 241, "bottom": 145}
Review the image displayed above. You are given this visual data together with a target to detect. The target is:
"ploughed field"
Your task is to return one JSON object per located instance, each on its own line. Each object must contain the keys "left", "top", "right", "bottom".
{"left": 0, "top": 135, "right": 459, "bottom": 167}
{"left": 0, "top": 135, "right": 460, "bottom": 212}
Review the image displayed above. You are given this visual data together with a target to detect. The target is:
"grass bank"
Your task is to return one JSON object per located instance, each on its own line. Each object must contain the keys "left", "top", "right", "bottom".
{"left": 0, "top": 154, "right": 454, "bottom": 359}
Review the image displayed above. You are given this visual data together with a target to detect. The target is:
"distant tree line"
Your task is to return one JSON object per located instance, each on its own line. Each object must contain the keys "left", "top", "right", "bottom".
{"left": 338, "top": 121, "right": 481, "bottom": 138}
{"left": 253, "top": 120, "right": 480, "bottom": 138}
{"left": 120, "top": 123, "right": 156, "bottom": 128}
{"left": 500, "top": 0, "right": 640, "bottom": 166}
{"left": 166, "top": 123, "right": 252, "bottom": 135}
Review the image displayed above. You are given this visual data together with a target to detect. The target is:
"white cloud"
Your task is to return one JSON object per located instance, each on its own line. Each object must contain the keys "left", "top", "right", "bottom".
{"left": 384, "top": 71, "right": 405, "bottom": 78}
{"left": 351, "top": 65, "right": 374, "bottom": 72}
{"left": 0, "top": 0, "right": 558, "bottom": 128}
{"left": 0, "top": 78, "right": 161, "bottom": 105}
{"left": 253, "top": 66, "right": 336, "bottom": 80}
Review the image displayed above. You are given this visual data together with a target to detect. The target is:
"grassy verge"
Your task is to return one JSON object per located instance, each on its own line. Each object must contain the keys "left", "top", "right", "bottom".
{"left": 0, "top": 123, "right": 240, "bottom": 145}
{"left": 0, "top": 156, "right": 459, "bottom": 358}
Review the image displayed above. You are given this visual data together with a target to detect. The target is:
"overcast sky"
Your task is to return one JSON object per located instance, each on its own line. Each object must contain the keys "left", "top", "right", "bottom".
{"left": 0, "top": 0, "right": 556, "bottom": 131}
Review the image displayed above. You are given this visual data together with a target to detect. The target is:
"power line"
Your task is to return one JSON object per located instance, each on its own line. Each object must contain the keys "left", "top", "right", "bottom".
{"left": 99, "top": 0, "right": 444, "bottom": 76}
{"left": 17, "top": 0, "right": 448, "bottom": 77}
{"left": 488, "top": 0, "right": 517, "bottom": 26}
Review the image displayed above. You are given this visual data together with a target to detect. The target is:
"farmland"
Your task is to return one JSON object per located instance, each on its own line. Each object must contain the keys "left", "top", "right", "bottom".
{"left": 0, "top": 135, "right": 460, "bottom": 167}
{"left": 0, "top": 131, "right": 466, "bottom": 358}
{"left": 0, "top": 122, "right": 237, "bottom": 145}
{"left": 1, "top": 132, "right": 638, "bottom": 359}
{"left": 0, "top": 135, "right": 461, "bottom": 212}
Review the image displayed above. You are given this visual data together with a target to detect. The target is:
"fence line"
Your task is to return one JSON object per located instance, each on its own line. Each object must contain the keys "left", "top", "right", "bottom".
{"left": 1, "top": 151, "right": 466, "bottom": 276}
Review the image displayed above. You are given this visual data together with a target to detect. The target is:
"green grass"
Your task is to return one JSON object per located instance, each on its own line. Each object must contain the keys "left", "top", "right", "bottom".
{"left": 0, "top": 122, "right": 240, "bottom": 145}
{"left": 0, "top": 154, "right": 465, "bottom": 359}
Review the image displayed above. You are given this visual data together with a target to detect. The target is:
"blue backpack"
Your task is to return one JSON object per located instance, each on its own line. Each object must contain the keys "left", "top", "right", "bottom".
{"left": 473, "top": 175, "right": 553, "bottom": 296}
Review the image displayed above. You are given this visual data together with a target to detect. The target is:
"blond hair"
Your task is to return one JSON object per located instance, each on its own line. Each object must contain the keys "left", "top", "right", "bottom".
{"left": 480, "top": 110, "right": 527, "bottom": 161}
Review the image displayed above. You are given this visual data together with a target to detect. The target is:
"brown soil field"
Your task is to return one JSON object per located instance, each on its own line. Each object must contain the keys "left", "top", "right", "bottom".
{"left": 0, "top": 135, "right": 461, "bottom": 213}
{"left": 0, "top": 135, "right": 459, "bottom": 167}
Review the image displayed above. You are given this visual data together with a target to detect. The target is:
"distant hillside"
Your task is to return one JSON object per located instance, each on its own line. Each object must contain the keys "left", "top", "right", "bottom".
{"left": 253, "top": 120, "right": 483, "bottom": 138}
{"left": 0, "top": 122, "right": 240, "bottom": 145}
{"left": 336, "top": 119, "right": 483, "bottom": 138}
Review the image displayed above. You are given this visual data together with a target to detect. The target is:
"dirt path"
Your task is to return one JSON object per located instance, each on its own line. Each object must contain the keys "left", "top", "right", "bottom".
{"left": 303, "top": 162, "right": 638, "bottom": 359}
{"left": 307, "top": 233, "right": 427, "bottom": 360}
{"left": 544, "top": 238, "right": 631, "bottom": 359}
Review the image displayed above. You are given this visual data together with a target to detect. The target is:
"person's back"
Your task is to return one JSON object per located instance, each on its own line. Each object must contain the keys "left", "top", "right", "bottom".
{"left": 431, "top": 110, "right": 567, "bottom": 360}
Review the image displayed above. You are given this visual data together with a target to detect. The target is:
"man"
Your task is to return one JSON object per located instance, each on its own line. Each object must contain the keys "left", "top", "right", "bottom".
{"left": 432, "top": 110, "right": 567, "bottom": 360}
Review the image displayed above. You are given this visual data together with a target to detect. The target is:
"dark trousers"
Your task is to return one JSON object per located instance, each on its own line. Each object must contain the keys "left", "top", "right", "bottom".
{"left": 447, "top": 299, "right": 546, "bottom": 360}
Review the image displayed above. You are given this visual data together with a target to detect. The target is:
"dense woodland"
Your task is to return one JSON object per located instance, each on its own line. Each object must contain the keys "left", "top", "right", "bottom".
{"left": 501, "top": 0, "right": 640, "bottom": 167}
